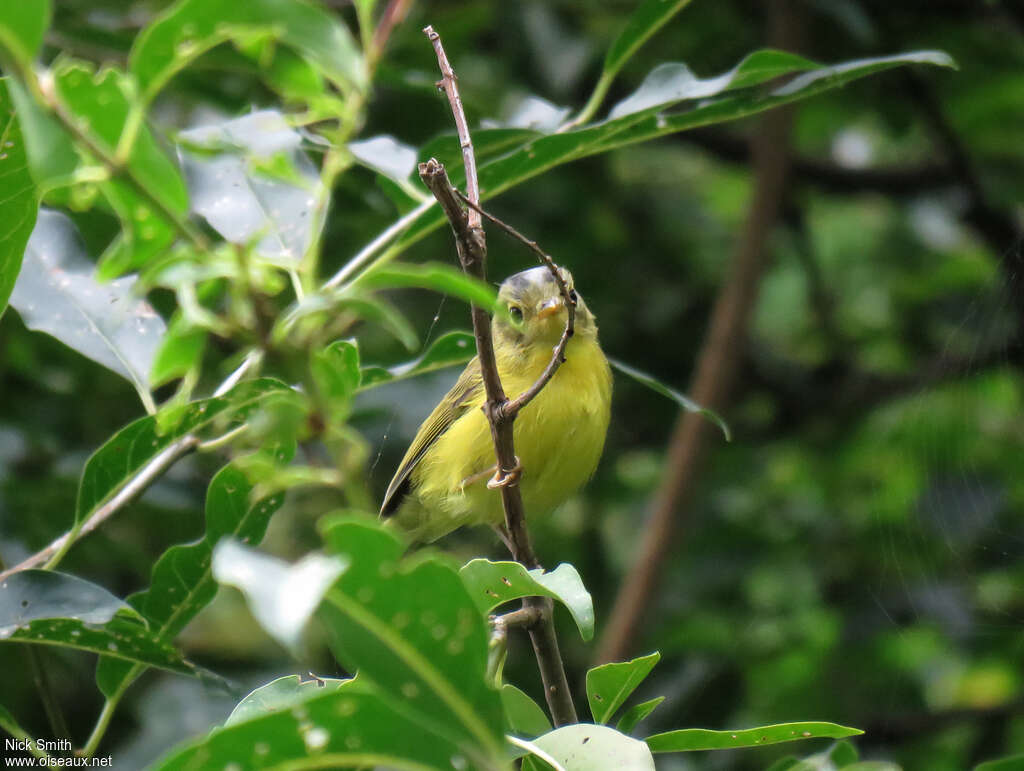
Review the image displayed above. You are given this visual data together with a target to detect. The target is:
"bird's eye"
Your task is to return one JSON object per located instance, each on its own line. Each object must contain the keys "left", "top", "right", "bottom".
{"left": 509, "top": 305, "right": 523, "bottom": 321}
{"left": 568, "top": 289, "right": 578, "bottom": 303}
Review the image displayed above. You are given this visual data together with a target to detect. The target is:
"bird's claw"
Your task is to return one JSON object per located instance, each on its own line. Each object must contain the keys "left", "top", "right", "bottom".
{"left": 487, "top": 457, "right": 522, "bottom": 489}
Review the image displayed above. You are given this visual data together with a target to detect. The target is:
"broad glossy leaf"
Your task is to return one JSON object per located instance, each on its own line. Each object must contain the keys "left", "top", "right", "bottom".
{"left": 370, "top": 51, "right": 953, "bottom": 269}
{"left": 586, "top": 652, "right": 660, "bottom": 724}
{"left": 154, "top": 679, "right": 477, "bottom": 771}
{"left": 645, "top": 721, "right": 863, "bottom": 752}
{"left": 349, "top": 135, "right": 418, "bottom": 183}
{"left": 616, "top": 697, "right": 665, "bottom": 736}
{"left": 178, "top": 110, "right": 324, "bottom": 266}
{"left": 502, "top": 684, "right": 551, "bottom": 739}
{"left": 354, "top": 262, "right": 500, "bottom": 312}
{"left": 52, "top": 60, "right": 189, "bottom": 279}
{"left": 0, "top": 0, "right": 51, "bottom": 64}
{"left": 609, "top": 357, "right": 731, "bottom": 440}
{"left": 75, "top": 378, "right": 292, "bottom": 528}
{"left": 0, "top": 571, "right": 194, "bottom": 675}
{"left": 359, "top": 330, "right": 475, "bottom": 389}
{"left": 213, "top": 539, "right": 347, "bottom": 649}
{"left": 0, "top": 81, "right": 38, "bottom": 318}
{"left": 96, "top": 450, "right": 291, "bottom": 699}
{"left": 522, "top": 724, "right": 656, "bottom": 771}
{"left": 318, "top": 517, "right": 506, "bottom": 762}
{"left": 226, "top": 674, "right": 347, "bottom": 727}
{"left": 130, "top": 0, "right": 364, "bottom": 100}
{"left": 10, "top": 210, "right": 166, "bottom": 403}
{"left": 460, "top": 559, "right": 594, "bottom": 641}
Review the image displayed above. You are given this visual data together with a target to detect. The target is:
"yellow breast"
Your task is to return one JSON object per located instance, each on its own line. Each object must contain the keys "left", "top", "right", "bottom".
{"left": 406, "top": 335, "right": 612, "bottom": 541}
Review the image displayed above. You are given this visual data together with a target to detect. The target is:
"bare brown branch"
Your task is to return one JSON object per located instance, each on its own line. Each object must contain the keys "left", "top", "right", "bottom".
{"left": 420, "top": 27, "right": 578, "bottom": 726}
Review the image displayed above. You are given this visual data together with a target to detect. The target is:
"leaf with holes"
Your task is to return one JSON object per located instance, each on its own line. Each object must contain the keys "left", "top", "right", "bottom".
{"left": 0, "top": 571, "right": 195, "bottom": 676}
{"left": 226, "top": 674, "right": 348, "bottom": 727}
{"left": 0, "top": 81, "right": 38, "bottom": 318}
{"left": 521, "top": 724, "right": 656, "bottom": 771}
{"left": 153, "top": 678, "right": 479, "bottom": 770}
{"left": 317, "top": 517, "right": 506, "bottom": 764}
{"left": 587, "top": 652, "right": 660, "bottom": 725}
{"left": 645, "top": 721, "right": 863, "bottom": 752}
{"left": 460, "top": 559, "right": 594, "bottom": 641}
{"left": 96, "top": 448, "right": 292, "bottom": 699}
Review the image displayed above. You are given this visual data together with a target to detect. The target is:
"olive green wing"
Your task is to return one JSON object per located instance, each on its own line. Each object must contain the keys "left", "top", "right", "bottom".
{"left": 380, "top": 357, "right": 483, "bottom": 517}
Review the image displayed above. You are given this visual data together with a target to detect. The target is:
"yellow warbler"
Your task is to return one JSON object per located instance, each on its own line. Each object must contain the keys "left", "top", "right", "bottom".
{"left": 380, "top": 265, "right": 612, "bottom": 542}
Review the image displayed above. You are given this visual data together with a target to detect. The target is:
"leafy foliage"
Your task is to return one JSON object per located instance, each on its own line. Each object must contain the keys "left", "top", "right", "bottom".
{"left": 0, "top": 0, "right": 1004, "bottom": 769}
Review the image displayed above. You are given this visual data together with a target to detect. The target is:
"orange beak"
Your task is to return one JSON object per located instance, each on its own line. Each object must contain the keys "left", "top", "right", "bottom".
{"left": 536, "top": 298, "right": 564, "bottom": 320}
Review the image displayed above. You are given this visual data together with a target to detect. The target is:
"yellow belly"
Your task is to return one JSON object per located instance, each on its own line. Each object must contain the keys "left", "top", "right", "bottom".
{"left": 400, "top": 336, "right": 612, "bottom": 542}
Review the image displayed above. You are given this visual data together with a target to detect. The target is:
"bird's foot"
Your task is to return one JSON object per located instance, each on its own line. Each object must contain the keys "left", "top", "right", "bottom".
{"left": 487, "top": 456, "right": 522, "bottom": 489}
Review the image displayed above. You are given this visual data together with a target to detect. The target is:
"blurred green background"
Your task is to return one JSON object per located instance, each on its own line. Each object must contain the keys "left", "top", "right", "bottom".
{"left": 1, "top": 1, "right": 1022, "bottom": 768}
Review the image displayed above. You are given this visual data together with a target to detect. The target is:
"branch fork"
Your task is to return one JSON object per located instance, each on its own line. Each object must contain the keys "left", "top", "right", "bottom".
{"left": 420, "top": 25, "right": 578, "bottom": 726}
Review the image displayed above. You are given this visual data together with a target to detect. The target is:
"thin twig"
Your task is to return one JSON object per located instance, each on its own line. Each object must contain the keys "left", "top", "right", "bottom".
{"left": 0, "top": 436, "right": 200, "bottom": 580}
{"left": 455, "top": 191, "right": 577, "bottom": 416}
{"left": 491, "top": 606, "right": 543, "bottom": 631}
{"left": 420, "top": 26, "right": 578, "bottom": 726}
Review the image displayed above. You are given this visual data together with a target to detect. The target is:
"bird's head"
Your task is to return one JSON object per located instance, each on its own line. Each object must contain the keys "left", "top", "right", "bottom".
{"left": 494, "top": 265, "right": 597, "bottom": 347}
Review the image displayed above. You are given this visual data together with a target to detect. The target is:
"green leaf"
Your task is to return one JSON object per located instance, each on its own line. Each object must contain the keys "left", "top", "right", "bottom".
{"left": 349, "top": 135, "right": 418, "bottom": 183}
{"left": 358, "top": 330, "right": 475, "bottom": 389}
{"left": 317, "top": 517, "right": 506, "bottom": 764}
{"left": 287, "top": 292, "right": 419, "bottom": 352}
{"left": 616, "top": 697, "right": 665, "bottom": 736}
{"left": 150, "top": 314, "right": 206, "bottom": 387}
{"left": 0, "top": 81, "right": 38, "bottom": 319}
{"left": 312, "top": 340, "right": 361, "bottom": 404}
{"left": 0, "top": 0, "right": 51, "bottom": 64}
{"left": 74, "top": 378, "right": 292, "bottom": 528}
{"left": 607, "top": 49, "right": 819, "bottom": 120}
{"left": 609, "top": 357, "right": 731, "bottom": 440}
{"left": 354, "top": 262, "right": 501, "bottom": 312}
{"left": 11, "top": 210, "right": 166, "bottom": 408}
{"left": 96, "top": 449, "right": 292, "bottom": 699}
{"left": 0, "top": 571, "right": 195, "bottom": 676}
{"left": 586, "top": 652, "right": 660, "bottom": 724}
{"left": 153, "top": 678, "right": 477, "bottom": 770}
{"left": 130, "top": 0, "right": 364, "bottom": 102}
{"left": 522, "top": 724, "right": 656, "bottom": 771}
{"left": 502, "top": 684, "right": 552, "bottom": 739}
{"left": 225, "top": 674, "right": 348, "bottom": 727}
{"left": 645, "top": 721, "right": 863, "bottom": 752}
{"left": 213, "top": 539, "right": 347, "bottom": 649}
{"left": 177, "top": 110, "right": 324, "bottom": 267}
{"left": 52, "top": 59, "right": 189, "bottom": 279}
{"left": 459, "top": 559, "right": 595, "bottom": 641}
{"left": 5, "top": 78, "right": 78, "bottom": 190}
{"left": 372, "top": 51, "right": 953, "bottom": 272}
{"left": 975, "top": 756, "right": 1024, "bottom": 771}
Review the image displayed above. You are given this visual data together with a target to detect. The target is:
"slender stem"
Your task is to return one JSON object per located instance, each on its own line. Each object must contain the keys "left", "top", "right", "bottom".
{"left": 81, "top": 697, "right": 118, "bottom": 758}
{"left": 420, "top": 26, "right": 578, "bottom": 727}
{"left": 0, "top": 704, "right": 53, "bottom": 761}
